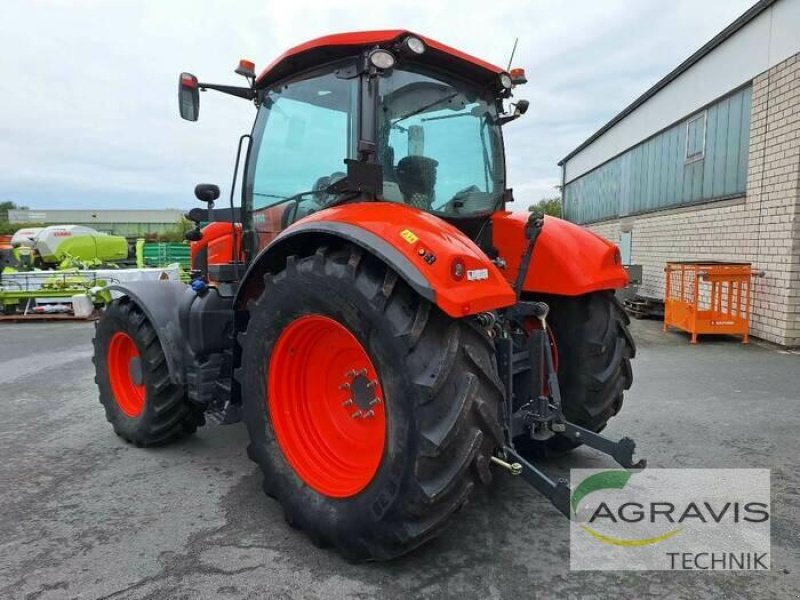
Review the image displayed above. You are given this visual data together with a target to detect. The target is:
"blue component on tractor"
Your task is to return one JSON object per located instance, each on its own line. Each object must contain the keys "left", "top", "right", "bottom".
{"left": 191, "top": 279, "right": 208, "bottom": 294}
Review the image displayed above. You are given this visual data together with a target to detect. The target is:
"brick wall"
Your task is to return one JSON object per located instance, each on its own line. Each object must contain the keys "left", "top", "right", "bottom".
{"left": 586, "top": 52, "right": 800, "bottom": 346}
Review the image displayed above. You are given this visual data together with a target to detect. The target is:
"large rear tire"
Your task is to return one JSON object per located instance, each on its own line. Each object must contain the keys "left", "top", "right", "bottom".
{"left": 237, "top": 244, "right": 504, "bottom": 560}
{"left": 93, "top": 298, "right": 204, "bottom": 446}
{"left": 518, "top": 291, "right": 635, "bottom": 456}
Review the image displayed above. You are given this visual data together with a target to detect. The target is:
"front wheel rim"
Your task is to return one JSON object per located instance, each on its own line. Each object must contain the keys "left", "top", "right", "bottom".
{"left": 267, "top": 315, "right": 386, "bottom": 498}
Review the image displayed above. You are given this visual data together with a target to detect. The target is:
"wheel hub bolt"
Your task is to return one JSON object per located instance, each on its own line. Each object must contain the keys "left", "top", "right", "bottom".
{"left": 346, "top": 371, "right": 379, "bottom": 415}
{"left": 339, "top": 382, "right": 351, "bottom": 390}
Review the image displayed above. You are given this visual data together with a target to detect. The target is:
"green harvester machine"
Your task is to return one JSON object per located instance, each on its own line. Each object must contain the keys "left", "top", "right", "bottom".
{"left": 0, "top": 225, "right": 126, "bottom": 315}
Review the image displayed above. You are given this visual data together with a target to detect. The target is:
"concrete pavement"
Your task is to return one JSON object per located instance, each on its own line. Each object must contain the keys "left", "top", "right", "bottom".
{"left": 0, "top": 319, "right": 798, "bottom": 599}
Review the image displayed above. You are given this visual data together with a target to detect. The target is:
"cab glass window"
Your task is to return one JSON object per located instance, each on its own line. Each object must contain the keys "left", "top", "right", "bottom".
{"left": 249, "top": 68, "right": 357, "bottom": 212}
{"left": 378, "top": 68, "right": 505, "bottom": 217}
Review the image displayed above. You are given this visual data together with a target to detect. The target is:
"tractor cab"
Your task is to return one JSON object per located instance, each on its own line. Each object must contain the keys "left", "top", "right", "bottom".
{"left": 179, "top": 32, "right": 527, "bottom": 263}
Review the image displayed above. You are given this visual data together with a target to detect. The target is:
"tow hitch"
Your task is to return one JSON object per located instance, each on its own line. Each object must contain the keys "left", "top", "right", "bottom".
{"left": 495, "top": 235, "right": 646, "bottom": 516}
{"left": 501, "top": 429, "right": 645, "bottom": 517}
{"left": 495, "top": 303, "right": 646, "bottom": 515}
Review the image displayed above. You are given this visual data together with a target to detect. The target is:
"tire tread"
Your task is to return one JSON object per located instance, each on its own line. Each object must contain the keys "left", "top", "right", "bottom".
{"left": 238, "top": 243, "right": 504, "bottom": 560}
{"left": 93, "top": 298, "right": 203, "bottom": 447}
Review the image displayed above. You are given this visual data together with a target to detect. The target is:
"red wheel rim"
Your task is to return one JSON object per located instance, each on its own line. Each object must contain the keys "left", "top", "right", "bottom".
{"left": 107, "top": 331, "right": 146, "bottom": 418}
{"left": 268, "top": 315, "right": 386, "bottom": 498}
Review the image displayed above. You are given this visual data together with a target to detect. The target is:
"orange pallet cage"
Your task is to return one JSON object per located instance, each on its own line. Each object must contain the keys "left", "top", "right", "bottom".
{"left": 663, "top": 261, "right": 756, "bottom": 344}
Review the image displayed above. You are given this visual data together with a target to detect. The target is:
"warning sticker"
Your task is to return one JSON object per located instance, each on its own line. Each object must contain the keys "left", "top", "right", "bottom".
{"left": 400, "top": 229, "right": 419, "bottom": 244}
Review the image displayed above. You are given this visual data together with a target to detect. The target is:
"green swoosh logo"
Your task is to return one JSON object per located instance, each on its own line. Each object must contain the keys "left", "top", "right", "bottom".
{"left": 571, "top": 470, "right": 682, "bottom": 547}
{"left": 571, "top": 470, "right": 632, "bottom": 515}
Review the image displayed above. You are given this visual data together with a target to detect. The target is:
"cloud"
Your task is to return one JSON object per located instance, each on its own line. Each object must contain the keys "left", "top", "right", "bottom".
{"left": 0, "top": 0, "right": 755, "bottom": 210}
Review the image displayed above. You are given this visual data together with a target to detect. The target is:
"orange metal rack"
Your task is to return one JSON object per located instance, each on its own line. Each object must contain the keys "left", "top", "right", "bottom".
{"left": 663, "top": 261, "right": 757, "bottom": 344}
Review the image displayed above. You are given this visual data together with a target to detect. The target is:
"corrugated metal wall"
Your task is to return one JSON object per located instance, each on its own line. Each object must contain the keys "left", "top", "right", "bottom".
{"left": 564, "top": 86, "right": 752, "bottom": 224}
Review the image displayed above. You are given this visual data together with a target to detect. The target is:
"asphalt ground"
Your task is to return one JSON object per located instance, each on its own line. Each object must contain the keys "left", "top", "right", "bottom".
{"left": 0, "top": 318, "right": 798, "bottom": 599}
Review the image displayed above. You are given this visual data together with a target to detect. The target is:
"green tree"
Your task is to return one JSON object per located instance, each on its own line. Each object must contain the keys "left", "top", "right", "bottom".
{"left": 0, "top": 222, "right": 46, "bottom": 235}
{"left": 0, "top": 201, "right": 28, "bottom": 222}
{"left": 148, "top": 217, "right": 194, "bottom": 242}
{"left": 528, "top": 197, "right": 561, "bottom": 218}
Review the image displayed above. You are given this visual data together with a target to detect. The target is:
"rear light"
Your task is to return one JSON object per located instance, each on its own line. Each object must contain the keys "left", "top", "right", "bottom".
{"left": 180, "top": 73, "right": 198, "bottom": 88}
{"left": 451, "top": 257, "right": 466, "bottom": 280}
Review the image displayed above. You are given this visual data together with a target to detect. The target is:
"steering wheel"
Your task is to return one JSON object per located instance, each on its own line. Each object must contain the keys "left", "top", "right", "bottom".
{"left": 287, "top": 171, "right": 348, "bottom": 227}
{"left": 439, "top": 185, "right": 481, "bottom": 213}
{"left": 312, "top": 171, "right": 346, "bottom": 206}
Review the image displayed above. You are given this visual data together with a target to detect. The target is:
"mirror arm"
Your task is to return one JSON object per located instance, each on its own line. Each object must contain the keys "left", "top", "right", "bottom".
{"left": 497, "top": 113, "right": 522, "bottom": 126}
{"left": 198, "top": 83, "right": 256, "bottom": 100}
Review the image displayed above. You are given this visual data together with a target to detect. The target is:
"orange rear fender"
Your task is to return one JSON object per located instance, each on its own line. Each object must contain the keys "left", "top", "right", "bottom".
{"left": 239, "top": 203, "right": 516, "bottom": 317}
{"left": 491, "top": 212, "right": 627, "bottom": 296}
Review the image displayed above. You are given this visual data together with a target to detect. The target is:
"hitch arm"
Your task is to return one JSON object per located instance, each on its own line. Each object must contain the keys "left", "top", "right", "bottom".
{"left": 501, "top": 427, "right": 645, "bottom": 519}
{"left": 561, "top": 423, "right": 647, "bottom": 470}
{"left": 502, "top": 446, "right": 571, "bottom": 517}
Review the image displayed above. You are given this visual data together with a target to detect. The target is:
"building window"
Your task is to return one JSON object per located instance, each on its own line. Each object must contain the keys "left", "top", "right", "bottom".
{"left": 685, "top": 112, "right": 706, "bottom": 161}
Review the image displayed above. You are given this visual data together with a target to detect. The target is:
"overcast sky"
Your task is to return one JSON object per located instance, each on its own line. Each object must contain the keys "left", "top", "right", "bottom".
{"left": 1, "top": 0, "right": 755, "bottom": 212}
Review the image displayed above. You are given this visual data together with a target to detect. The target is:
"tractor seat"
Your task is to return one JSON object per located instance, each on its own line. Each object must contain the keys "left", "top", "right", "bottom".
{"left": 395, "top": 155, "right": 438, "bottom": 210}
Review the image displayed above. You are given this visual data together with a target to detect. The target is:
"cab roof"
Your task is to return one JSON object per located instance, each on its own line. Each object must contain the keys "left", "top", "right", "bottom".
{"left": 255, "top": 30, "right": 504, "bottom": 89}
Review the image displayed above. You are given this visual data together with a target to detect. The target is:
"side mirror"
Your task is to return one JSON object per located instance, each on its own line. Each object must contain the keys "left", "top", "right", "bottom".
{"left": 179, "top": 72, "right": 200, "bottom": 121}
{"left": 498, "top": 99, "right": 530, "bottom": 125}
{"left": 195, "top": 183, "right": 220, "bottom": 204}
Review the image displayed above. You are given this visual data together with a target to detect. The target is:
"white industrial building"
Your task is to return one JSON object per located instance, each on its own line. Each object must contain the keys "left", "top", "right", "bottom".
{"left": 559, "top": 0, "right": 800, "bottom": 346}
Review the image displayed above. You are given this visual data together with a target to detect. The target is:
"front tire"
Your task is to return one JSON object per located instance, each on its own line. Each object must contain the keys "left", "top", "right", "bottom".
{"left": 93, "top": 298, "right": 204, "bottom": 446}
{"left": 237, "top": 245, "right": 505, "bottom": 560}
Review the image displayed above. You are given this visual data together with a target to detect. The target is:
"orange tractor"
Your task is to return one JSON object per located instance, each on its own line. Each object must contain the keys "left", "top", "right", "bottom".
{"left": 93, "top": 31, "right": 641, "bottom": 560}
